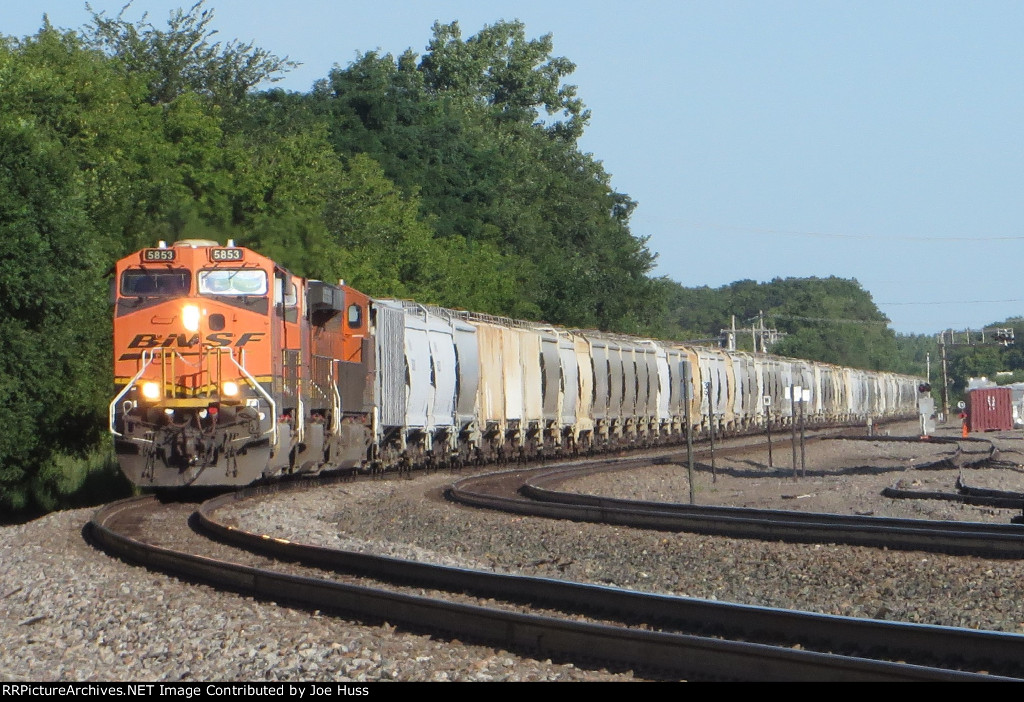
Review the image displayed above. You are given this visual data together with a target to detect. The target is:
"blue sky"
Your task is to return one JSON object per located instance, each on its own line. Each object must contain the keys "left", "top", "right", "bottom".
{"left": 6, "top": 1, "right": 1024, "bottom": 335}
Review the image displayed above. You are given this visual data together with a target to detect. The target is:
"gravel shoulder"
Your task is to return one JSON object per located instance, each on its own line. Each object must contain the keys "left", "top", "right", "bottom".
{"left": 1, "top": 505, "right": 630, "bottom": 682}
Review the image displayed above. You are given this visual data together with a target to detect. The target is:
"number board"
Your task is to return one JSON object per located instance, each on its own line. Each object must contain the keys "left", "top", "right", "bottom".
{"left": 209, "top": 248, "right": 243, "bottom": 262}
{"left": 141, "top": 248, "right": 175, "bottom": 262}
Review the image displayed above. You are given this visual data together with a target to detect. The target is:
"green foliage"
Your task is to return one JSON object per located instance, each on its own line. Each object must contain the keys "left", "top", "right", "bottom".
{"left": 311, "top": 22, "right": 657, "bottom": 330}
{"left": 0, "top": 29, "right": 114, "bottom": 512}
{"left": 942, "top": 318, "right": 1024, "bottom": 395}
{"left": 991, "top": 369, "right": 1024, "bottom": 385}
{"left": 84, "top": 0, "right": 297, "bottom": 110}
{"left": 420, "top": 20, "right": 588, "bottom": 138}
{"left": 27, "top": 446, "right": 131, "bottom": 518}
{"left": 662, "top": 277, "right": 905, "bottom": 370}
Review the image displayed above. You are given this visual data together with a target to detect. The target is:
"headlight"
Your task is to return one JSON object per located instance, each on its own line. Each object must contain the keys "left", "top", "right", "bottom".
{"left": 222, "top": 381, "right": 239, "bottom": 397}
{"left": 182, "top": 304, "right": 201, "bottom": 332}
{"left": 141, "top": 382, "right": 161, "bottom": 400}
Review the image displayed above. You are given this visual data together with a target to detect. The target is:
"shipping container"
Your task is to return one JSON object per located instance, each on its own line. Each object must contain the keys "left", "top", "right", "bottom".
{"left": 966, "top": 386, "right": 1013, "bottom": 432}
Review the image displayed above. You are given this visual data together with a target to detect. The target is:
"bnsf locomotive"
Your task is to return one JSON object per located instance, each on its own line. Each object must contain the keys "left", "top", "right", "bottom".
{"left": 110, "top": 239, "right": 922, "bottom": 487}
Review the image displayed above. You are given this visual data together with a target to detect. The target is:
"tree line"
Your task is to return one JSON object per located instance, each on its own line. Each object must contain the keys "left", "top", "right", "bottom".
{"left": 0, "top": 3, "right": 933, "bottom": 517}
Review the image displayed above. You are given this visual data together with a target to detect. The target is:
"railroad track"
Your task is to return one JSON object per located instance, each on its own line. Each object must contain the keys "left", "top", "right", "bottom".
{"left": 88, "top": 479, "right": 1024, "bottom": 681}
{"left": 446, "top": 433, "right": 1024, "bottom": 558}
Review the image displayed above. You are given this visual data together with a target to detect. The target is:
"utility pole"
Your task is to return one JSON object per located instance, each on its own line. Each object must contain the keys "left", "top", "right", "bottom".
{"left": 790, "top": 384, "right": 799, "bottom": 480}
{"left": 681, "top": 361, "right": 695, "bottom": 505}
{"left": 940, "top": 331, "right": 950, "bottom": 422}
{"left": 720, "top": 311, "right": 786, "bottom": 353}
{"left": 798, "top": 388, "right": 807, "bottom": 477}
{"left": 706, "top": 381, "right": 716, "bottom": 483}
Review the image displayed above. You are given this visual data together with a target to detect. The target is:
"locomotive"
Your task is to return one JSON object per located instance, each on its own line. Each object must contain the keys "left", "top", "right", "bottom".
{"left": 109, "top": 239, "right": 921, "bottom": 487}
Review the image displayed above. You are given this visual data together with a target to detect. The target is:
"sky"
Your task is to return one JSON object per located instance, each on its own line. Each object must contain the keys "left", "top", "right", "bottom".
{"left": 5, "top": 1, "right": 1024, "bottom": 336}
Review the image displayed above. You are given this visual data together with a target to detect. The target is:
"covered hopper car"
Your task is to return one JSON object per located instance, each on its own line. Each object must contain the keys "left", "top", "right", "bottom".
{"left": 110, "top": 240, "right": 922, "bottom": 487}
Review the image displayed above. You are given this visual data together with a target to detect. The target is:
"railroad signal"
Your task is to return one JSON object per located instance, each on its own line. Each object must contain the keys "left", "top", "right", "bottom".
{"left": 995, "top": 328, "right": 1015, "bottom": 346}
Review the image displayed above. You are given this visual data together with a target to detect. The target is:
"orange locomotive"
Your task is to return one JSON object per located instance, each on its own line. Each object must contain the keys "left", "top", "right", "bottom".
{"left": 110, "top": 239, "right": 373, "bottom": 486}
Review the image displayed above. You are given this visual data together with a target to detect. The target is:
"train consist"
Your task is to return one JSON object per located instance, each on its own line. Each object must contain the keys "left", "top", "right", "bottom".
{"left": 110, "top": 240, "right": 922, "bottom": 487}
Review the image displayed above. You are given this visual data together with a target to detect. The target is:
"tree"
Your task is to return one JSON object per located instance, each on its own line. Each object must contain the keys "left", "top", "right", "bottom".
{"left": 420, "top": 20, "right": 588, "bottom": 138}
{"left": 311, "top": 23, "right": 660, "bottom": 331}
{"left": 0, "top": 28, "right": 116, "bottom": 510}
{"left": 315, "top": 153, "right": 522, "bottom": 315}
{"left": 84, "top": 0, "right": 296, "bottom": 111}
{"left": 662, "top": 276, "right": 904, "bottom": 370}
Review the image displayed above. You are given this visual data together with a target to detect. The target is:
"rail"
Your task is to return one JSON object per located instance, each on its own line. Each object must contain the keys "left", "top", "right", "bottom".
{"left": 86, "top": 492, "right": 1019, "bottom": 681}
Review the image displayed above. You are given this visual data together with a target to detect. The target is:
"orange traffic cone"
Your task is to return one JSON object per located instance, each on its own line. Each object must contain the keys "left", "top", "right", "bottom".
{"left": 962, "top": 422, "right": 969, "bottom": 438}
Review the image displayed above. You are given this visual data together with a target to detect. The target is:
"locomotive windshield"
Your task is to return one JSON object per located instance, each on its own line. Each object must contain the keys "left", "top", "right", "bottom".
{"left": 120, "top": 269, "right": 191, "bottom": 296}
{"left": 199, "top": 269, "right": 268, "bottom": 296}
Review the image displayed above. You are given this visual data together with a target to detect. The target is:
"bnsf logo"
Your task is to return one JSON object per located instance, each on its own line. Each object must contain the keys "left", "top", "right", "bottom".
{"left": 120, "top": 332, "right": 265, "bottom": 358}
{"left": 127, "top": 332, "right": 265, "bottom": 348}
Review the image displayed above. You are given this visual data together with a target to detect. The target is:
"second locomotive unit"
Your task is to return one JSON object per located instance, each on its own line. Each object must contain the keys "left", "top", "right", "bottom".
{"left": 110, "top": 239, "right": 921, "bottom": 487}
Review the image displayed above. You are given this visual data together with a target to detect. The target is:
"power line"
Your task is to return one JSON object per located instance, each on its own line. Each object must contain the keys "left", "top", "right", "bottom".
{"left": 655, "top": 220, "right": 1024, "bottom": 242}
{"left": 766, "top": 313, "right": 890, "bottom": 326}
{"left": 879, "top": 299, "right": 1024, "bottom": 306}
{"left": 759, "top": 229, "right": 1024, "bottom": 242}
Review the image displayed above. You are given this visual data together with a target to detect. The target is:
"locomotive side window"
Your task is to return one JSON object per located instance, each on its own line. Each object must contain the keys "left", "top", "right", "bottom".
{"left": 120, "top": 269, "right": 191, "bottom": 296}
{"left": 347, "top": 304, "right": 362, "bottom": 329}
{"left": 199, "top": 269, "right": 268, "bottom": 296}
{"left": 274, "top": 275, "right": 297, "bottom": 306}
{"left": 274, "top": 273, "right": 298, "bottom": 322}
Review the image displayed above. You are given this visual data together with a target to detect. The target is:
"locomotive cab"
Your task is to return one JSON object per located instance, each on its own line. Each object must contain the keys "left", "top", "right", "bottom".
{"left": 110, "top": 240, "right": 279, "bottom": 486}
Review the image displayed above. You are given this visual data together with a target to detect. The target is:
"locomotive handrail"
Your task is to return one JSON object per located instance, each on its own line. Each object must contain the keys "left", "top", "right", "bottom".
{"left": 109, "top": 348, "right": 156, "bottom": 437}
{"left": 169, "top": 347, "right": 204, "bottom": 368}
{"left": 224, "top": 348, "right": 278, "bottom": 447}
{"left": 331, "top": 360, "right": 342, "bottom": 434}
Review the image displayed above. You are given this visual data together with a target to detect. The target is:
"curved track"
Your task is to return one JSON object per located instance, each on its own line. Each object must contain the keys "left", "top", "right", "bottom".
{"left": 88, "top": 480, "right": 1024, "bottom": 681}
{"left": 447, "top": 435, "right": 1024, "bottom": 558}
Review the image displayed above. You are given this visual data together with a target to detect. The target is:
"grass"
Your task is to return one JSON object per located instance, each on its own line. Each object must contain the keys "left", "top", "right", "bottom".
{"left": 1, "top": 445, "right": 134, "bottom": 525}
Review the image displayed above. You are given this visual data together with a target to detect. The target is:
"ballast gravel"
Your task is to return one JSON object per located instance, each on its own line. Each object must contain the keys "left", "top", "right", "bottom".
{"left": 5, "top": 423, "right": 1024, "bottom": 682}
